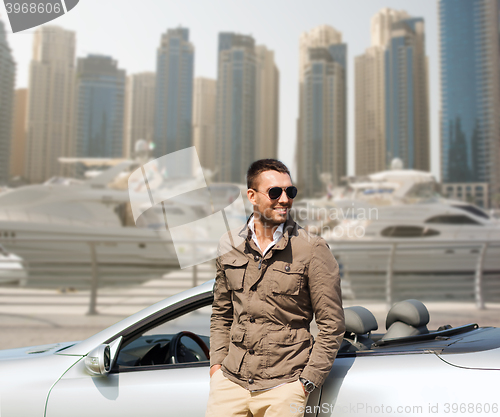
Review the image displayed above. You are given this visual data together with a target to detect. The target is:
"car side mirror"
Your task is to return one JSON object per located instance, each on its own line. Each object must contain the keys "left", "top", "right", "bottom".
{"left": 85, "top": 344, "right": 111, "bottom": 376}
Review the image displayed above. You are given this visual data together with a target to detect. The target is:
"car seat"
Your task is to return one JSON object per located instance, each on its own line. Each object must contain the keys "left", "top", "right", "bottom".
{"left": 343, "top": 306, "right": 378, "bottom": 350}
{"left": 381, "top": 299, "right": 429, "bottom": 340}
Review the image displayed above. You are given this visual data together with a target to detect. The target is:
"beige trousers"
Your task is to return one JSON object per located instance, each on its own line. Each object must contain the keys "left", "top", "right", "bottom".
{"left": 205, "top": 369, "right": 309, "bottom": 417}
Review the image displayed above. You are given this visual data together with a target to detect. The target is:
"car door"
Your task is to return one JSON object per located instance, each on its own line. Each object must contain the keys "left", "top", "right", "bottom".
{"left": 45, "top": 361, "right": 210, "bottom": 417}
{"left": 46, "top": 304, "right": 213, "bottom": 417}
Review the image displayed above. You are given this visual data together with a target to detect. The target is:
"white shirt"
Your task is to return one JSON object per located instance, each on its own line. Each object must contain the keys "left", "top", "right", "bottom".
{"left": 248, "top": 216, "right": 284, "bottom": 256}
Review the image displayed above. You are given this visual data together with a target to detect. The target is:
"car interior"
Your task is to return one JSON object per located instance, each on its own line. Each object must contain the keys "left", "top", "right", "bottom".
{"left": 114, "top": 304, "right": 212, "bottom": 370}
{"left": 112, "top": 297, "right": 478, "bottom": 369}
{"left": 340, "top": 298, "right": 476, "bottom": 353}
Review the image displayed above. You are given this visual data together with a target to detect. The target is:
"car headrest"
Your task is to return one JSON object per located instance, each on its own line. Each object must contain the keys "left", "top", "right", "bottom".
{"left": 385, "top": 299, "right": 430, "bottom": 329}
{"left": 345, "top": 306, "right": 378, "bottom": 335}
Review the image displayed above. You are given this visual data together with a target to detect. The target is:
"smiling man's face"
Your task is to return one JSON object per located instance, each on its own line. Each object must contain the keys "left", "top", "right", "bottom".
{"left": 247, "top": 170, "right": 294, "bottom": 227}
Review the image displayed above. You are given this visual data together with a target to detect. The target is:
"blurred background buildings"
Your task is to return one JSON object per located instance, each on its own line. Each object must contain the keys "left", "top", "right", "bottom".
{"left": 0, "top": 18, "right": 15, "bottom": 185}
{"left": 193, "top": 76, "right": 216, "bottom": 171}
{"left": 355, "top": 8, "right": 429, "bottom": 177}
{"left": 75, "top": 54, "right": 125, "bottom": 158}
{"left": 297, "top": 25, "right": 347, "bottom": 197}
{"left": 24, "top": 26, "right": 76, "bottom": 183}
{"left": 124, "top": 72, "right": 156, "bottom": 158}
{"left": 154, "top": 27, "right": 194, "bottom": 160}
{"left": 439, "top": 0, "right": 500, "bottom": 208}
{"left": 0, "top": 2, "right": 499, "bottom": 207}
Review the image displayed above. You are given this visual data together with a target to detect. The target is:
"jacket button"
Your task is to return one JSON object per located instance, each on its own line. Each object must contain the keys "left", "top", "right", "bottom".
{"left": 248, "top": 378, "right": 254, "bottom": 384}
{"left": 254, "top": 255, "right": 260, "bottom": 261}
{"left": 249, "top": 349, "right": 255, "bottom": 355}
{"left": 249, "top": 317, "right": 255, "bottom": 323}
{"left": 285, "top": 264, "right": 290, "bottom": 272}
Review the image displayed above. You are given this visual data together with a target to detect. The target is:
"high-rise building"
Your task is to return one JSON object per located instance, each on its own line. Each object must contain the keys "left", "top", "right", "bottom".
{"left": 297, "top": 25, "right": 347, "bottom": 197}
{"left": 0, "top": 18, "right": 15, "bottom": 185}
{"left": 25, "top": 26, "right": 76, "bottom": 183}
{"left": 439, "top": 0, "right": 500, "bottom": 208}
{"left": 355, "top": 47, "right": 386, "bottom": 175}
{"left": 355, "top": 9, "right": 429, "bottom": 175}
{"left": 10, "top": 89, "right": 27, "bottom": 178}
{"left": 75, "top": 55, "right": 126, "bottom": 158}
{"left": 215, "top": 33, "right": 257, "bottom": 183}
{"left": 193, "top": 77, "right": 217, "bottom": 171}
{"left": 124, "top": 72, "right": 155, "bottom": 158}
{"left": 255, "top": 45, "right": 279, "bottom": 160}
{"left": 154, "top": 27, "right": 194, "bottom": 167}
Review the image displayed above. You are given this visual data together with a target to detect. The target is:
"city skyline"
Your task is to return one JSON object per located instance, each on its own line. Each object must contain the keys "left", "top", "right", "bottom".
{"left": 297, "top": 25, "right": 347, "bottom": 197}
{"left": 0, "top": 17, "right": 15, "bottom": 184}
{"left": 2, "top": 0, "right": 442, "bottom": 180}
{"left": 154, "top": 27, "right": 194, "bottom": 165}
{"left": 355, "top": 8, "right": 430, "bottom": 176}
{"left": 439, "top": 0, "right": 500, "bottom": 208}
{"left": 215, "top": 32, "right": 257, "bottom": 183}
{"left": 24, "top": 25, "right": 76, "bottom": 183}
{"left": 76, "top": 54, "right": 126, "bottom": 158}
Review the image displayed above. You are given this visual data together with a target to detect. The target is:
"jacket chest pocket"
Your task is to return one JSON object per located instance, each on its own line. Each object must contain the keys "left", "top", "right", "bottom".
{"left": 269, "top": 263, "right": 305, "bottom": 296}
{"left": 223, "top": 258, "right": 249, "bottom": 291}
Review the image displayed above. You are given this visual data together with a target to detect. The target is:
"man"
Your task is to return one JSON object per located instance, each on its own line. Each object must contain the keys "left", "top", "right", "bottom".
{"left": 206, "top": 159, "right": 345, "bottom": 417}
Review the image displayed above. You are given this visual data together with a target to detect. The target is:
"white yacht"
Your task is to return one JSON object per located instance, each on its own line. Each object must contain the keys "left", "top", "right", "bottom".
{"left": 0, "top": 161, "right": 182, "bottom": 285}
{"left": 318, "top": 161, "right": 500, "bottom": 285}
{"left": 0, "top": 158, "right": 252, "bottom": 285}
{"left": 0, "top": 244, "right": 26, "bottom": 285}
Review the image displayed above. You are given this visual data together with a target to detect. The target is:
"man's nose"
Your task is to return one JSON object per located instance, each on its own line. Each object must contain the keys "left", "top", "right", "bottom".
{"left": 278, "top": 188, "right": 291, "bottom": 205}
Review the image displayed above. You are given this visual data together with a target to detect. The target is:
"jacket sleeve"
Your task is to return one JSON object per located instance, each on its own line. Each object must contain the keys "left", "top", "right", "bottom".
{"left": 300, "top": 237, "right": 345, "bottom": 387}
{"left": 209, "top": 255, "right": 234, "bottom": 367}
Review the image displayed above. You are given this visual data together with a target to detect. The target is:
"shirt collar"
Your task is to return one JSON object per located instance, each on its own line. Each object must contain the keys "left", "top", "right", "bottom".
{"left": 248, "top": 215, "right": 284, "bottom": 242}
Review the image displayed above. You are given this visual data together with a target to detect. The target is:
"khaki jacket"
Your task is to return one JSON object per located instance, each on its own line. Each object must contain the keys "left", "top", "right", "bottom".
{"left": 210, "top": 215, "right": 345, "bottom": 391}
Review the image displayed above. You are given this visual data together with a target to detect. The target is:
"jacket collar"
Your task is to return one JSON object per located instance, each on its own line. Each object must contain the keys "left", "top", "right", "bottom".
{"left": 240, "top": 213, "right": 297, "bottom": 253}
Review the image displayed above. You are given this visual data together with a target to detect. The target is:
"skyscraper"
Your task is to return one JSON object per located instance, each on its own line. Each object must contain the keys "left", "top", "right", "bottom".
{"left": 255, "top": 45, "right": 279, "bottom": 160}
{"left": 355, "top": 9, "right": 429, "bottom": 175}
{"left": 154, "top": 27, "right": 194, "bottom": 166}
{"left": 0, "top": 18, "right": 16, "bottom": 185}
{"left": 25, "top": 26, "right": 76, "bottom": 183}
{"left": 297, "top": 25, "right": 347, "bottom": 197}
{"left": 215, "top": 33, "right": 257, "bottom": 183}
{"left": 75, "top": 55, "right": 126, "bottom": 158}
{"left": 439, "top": 0, "right": 500, "bottom": 207}
{"left": 10, "top": 89, "right": 27, "bottom": 179}
{"left": 193, "top": 77, "right": 217, "bottom": 171}
{"left": 124, "top": 72, "right": 155, "bottom": 158}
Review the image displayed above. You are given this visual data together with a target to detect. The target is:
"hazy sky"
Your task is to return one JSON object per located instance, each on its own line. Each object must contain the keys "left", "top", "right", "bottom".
{"left": 2, "top": 0, "right": 441, "bottom": 179}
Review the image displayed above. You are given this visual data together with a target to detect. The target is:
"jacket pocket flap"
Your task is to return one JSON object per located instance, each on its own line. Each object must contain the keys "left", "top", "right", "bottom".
{"left": 222, "top": 257, "right": 249, "bottom": 267}
{"left": 272, "top": 263, "right": 305, "bottom": 274}
{"left": 268, "top": 328, "right": 311, "bottom": 344}
{"left": 230, "top": 328, "right": 245, "bottom": 343}
{"left": 225, "top": 265, "right": 247, "bottom": 290}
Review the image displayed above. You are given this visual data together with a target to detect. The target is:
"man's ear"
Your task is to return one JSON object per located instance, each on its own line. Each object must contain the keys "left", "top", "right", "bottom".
{"left": 247, "top": 188, "right": 257, "bottom": 206}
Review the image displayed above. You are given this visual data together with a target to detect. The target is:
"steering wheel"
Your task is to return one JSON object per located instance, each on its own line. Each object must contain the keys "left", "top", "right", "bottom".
{"left": 166, "top": 331, "right": 210, "bottom": 364}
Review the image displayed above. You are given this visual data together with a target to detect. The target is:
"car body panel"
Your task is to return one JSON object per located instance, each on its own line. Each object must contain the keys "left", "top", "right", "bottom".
{"left": 0, "top": 341, "right": 78, "bottom": 361}
{"left": 318, "top": 353, "right": 499, "bottom": 417}
{"left": 46, "top": 360, "right": 210, "bottom": 417}
{"left": 0, "top": 353, "right": 81, "bottom": 416}
{"left": 438, "top": 347, "right": 500, "bottom": 370}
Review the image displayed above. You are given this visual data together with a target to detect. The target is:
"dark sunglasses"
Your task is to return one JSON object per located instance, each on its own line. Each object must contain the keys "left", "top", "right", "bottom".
{"left": 253, "top": 186, "right": 298, "bottom": 200}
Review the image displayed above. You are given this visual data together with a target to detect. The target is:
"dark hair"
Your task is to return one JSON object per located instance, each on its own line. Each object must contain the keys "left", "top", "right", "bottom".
{"left": 246, "top": 159, "right": 291, "bottom": 189}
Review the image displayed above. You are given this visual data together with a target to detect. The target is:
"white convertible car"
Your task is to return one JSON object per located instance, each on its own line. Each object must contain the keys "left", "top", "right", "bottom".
{"left": 1, "top": 280, "right": 499, "bottom": 417}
